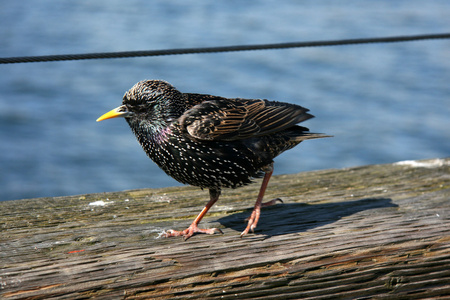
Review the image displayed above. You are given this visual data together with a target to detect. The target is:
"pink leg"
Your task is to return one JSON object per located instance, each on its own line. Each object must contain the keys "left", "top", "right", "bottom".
{"left": 163, "top": 188, "right": 223, "bottom": 240}
{"left": 240, "top": 164, "right": 277, "bottom": 237}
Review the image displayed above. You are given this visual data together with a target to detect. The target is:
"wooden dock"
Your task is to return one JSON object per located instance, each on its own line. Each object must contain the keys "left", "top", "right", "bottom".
{"left": 1, "top": 158, "right": 449, "bottom": 299}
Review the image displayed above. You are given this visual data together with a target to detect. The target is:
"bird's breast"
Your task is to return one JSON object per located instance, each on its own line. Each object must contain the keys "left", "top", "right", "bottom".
{"left": 141, "top": 128, "right": 264, "bottom": 188}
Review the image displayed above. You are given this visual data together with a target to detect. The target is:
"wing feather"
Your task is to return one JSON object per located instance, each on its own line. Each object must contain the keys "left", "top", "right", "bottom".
{"left": 178, "top": 96, "right": 313, "bottom": 141}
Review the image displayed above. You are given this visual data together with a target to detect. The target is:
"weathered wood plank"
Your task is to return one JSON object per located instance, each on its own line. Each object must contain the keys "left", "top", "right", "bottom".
{"left": 1, "top": 158, "right": 449, "bottom": 299}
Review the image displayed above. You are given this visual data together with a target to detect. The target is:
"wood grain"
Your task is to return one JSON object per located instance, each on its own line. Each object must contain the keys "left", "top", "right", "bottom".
{"left": 1, "top": 158, "right": 449, "bottom": 299}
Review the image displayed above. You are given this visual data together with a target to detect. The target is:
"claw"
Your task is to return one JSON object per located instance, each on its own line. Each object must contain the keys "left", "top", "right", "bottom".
{"left": 262, "top": 198, "right": 283, "bottom": 206}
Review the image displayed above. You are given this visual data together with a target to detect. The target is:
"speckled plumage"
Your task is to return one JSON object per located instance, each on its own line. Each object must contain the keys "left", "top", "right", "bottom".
{"left": 98, "top": 79, "right": 329, "bottom": 239}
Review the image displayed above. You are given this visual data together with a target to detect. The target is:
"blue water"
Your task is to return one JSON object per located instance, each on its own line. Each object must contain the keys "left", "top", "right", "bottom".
{"left": 1, "top": 1, "right": 449, "bottom": 201}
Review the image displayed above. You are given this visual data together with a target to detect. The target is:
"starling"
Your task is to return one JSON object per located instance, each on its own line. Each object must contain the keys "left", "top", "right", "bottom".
{"left": 97, "top": 80, "right": 329, "bottom": 240}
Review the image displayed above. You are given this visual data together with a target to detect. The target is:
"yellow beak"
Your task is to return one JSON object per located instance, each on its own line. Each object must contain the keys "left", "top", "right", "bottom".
{"left": 96, "top": 105, "right": 129, "bottom": 122}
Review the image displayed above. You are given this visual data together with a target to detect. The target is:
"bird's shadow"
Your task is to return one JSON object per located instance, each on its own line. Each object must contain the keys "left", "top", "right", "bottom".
{"left": 216, "top": 198, "right": 397, "bottom": 237}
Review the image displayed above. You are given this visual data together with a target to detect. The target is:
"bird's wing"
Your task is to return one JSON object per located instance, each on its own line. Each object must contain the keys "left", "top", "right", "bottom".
{"left": 178, "top": 98, "right": 314, "bottom": 141}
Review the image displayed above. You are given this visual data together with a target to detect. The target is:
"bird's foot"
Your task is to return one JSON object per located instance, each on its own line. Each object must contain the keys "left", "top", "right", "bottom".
{"left": 163, "top": 224, "right": 223, "bottom": 241}
{"left": 240, "top": 213, "right": 257, "bottom": 237}
{"left": 261, "top": 198, "right": 283, "bottom": 207}
{"left": 240, "top": 198, "right": 283, "bottom": 237}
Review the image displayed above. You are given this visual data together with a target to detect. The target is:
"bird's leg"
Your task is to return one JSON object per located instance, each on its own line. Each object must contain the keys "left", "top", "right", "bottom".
{"left": 240, "top": 163, "right": 276, "bottom": 237}
{"left": 163, "top": 188, "right": 223, "bottom": 240}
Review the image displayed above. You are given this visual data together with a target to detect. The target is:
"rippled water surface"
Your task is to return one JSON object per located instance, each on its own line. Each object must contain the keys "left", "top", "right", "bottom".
{"left": 1, "top": 1, "right": 449, "bottom": 200}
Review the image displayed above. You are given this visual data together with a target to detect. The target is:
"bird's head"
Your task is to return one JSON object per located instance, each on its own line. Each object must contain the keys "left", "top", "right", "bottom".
{"left": 97, "top": 80, "right": 184, "bottom": 132}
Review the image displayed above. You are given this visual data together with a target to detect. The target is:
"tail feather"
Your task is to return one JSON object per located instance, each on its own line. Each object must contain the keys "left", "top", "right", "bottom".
{"left": 293, "top": 132, "right": 332, "bottom": 142}
{"left": 286, "top": 125, "right": 332, "bottom": 142}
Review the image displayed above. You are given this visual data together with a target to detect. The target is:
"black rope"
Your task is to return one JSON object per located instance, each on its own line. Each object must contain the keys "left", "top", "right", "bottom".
{"left": 1, "top": 33, "right": 449, "bottom": 64}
